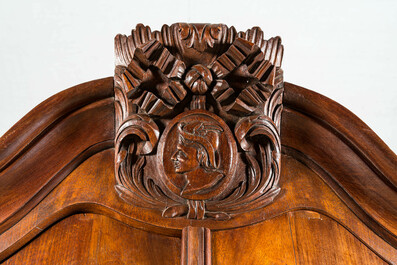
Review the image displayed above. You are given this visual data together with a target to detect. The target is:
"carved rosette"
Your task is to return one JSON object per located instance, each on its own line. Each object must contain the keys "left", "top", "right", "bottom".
{"left": 114, "top": 23, "right": 284, "bottom": 220}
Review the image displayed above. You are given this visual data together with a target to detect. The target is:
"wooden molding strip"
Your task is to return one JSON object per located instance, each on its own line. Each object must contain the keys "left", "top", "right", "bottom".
{"left": 282, "top": 82, "right": 397, "bottom": 245}
{"left": 283, "top": 82, "right": 396, "bottom": 189}
{"left": 0, "top": 77, "right": 114, "bottom": 172}
{"left": 181, "top": 227, "right": 211, "bottom": 265}
{"left": 282, "top": 146, "right": 397, "bottom": 248}
{"left": 0, "top": 78, "right": 115, "bottom": 234}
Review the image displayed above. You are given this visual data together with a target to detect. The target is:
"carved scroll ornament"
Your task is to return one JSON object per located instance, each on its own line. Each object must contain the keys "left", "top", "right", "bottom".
{"left": 114, "top": 23, "right": 284, "bottom": 220}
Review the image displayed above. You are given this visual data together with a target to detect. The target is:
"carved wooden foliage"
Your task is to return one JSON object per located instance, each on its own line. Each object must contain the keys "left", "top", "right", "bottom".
{"left": 114, "top": 23, "right": 284, "bottom": 220}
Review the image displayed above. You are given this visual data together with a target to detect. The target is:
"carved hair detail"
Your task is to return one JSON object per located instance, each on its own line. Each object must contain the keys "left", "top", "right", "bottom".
{"left": 178, "top": 121, "right": 223, "bottom": 170}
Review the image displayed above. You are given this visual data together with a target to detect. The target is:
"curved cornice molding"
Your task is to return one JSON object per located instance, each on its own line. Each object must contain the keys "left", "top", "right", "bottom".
{"left": 282, "top": 82, "right": 397, "bottom": 247}
{"left": 0, "top": 77, "right": 114, "bottom": 171}
{"left": 0, "top": 77, "right": 115, "bottom": 234}
{"left": 283, "top": 82, "right": 396, "bottom": 189}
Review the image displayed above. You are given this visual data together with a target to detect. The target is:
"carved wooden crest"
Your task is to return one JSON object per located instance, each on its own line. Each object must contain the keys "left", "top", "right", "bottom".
{"left": 114, "top": 23, "right": 283, "bottom": 220}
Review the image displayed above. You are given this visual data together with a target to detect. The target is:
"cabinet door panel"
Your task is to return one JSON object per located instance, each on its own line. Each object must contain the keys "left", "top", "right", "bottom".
{"left": 289, "top": 211, "right": 387, "bottom": 265}
{"left": 212, "top": 214, "right": 296, "bottom": 265}
{"left": 3, "top": 214, "right": 181, "bottom": 265}
{"left": 212, "top": 211, "right": 388, "bottom": 265}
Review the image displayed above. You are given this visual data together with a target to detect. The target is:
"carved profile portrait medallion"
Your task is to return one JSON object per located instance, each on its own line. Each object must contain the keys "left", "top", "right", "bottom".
{"left": 158, "top": 110, "right": 237, "bottom": 200}
{"left": 114, "top": 23, "right": 284, "bottom": 220}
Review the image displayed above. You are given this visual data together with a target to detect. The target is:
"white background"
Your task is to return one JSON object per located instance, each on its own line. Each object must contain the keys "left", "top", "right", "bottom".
{"left": 0, "top": 0, "right": 396, "bottom": 153}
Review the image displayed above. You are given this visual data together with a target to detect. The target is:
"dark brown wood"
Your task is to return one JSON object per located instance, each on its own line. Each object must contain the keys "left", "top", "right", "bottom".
{"left": 282, "top": 83, "right": 397, "bottom": 247}
{"left": 212, "top": 214, "right": 296, "bottom": 264}
{"left": 3, "top": 214, "right": 181, "bottom": 265}
{"left": 181, "top": 226, "right": 211, "bottom": 265}
{"left": 288, "top": 211, "right": 387, "bottom": 264}
{"left": 0, "top": 23, "right": 396, "bottom": 265}
{"left": 212, "top": 211, "right": 388, "bottom": 264}
{"left": 1, "top": 150, "right": 394, "bottom": 263}
{"left": 114, "top": 23, "right": 284, "bottom": 223}
{"left": 0, "top": 77, "right": 114, "bottom": 235}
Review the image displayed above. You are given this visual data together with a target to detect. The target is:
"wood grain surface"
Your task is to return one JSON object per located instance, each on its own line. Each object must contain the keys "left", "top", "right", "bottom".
{"left": 1, "top": 149, "right": 394, "bottom": 264}
{"left": 289, "top": 211, "right": 387, "bottom": 264}
{"left": 0, "top": 77, "right": 114, "bottom": 235}
{"left": 0, "top": 23, "right": 395, "bottom": 264}
{"left": 212, "top": 214, "right": 296, "bottom": 264}
{"left": 213, "top": 211, "right": 388, "bottom": 265}
{"left": 3, "top": 213, "right": 181, "bottom": 265}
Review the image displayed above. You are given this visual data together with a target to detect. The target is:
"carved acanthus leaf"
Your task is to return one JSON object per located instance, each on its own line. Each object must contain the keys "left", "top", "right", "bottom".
{"left": 114, "top": 23, "right": 284, "bottom": 220}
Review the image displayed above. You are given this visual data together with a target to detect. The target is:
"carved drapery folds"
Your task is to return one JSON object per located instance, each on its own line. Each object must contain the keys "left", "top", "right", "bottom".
{"left": 114, "top": 23, "right": 284, "bottom": 220}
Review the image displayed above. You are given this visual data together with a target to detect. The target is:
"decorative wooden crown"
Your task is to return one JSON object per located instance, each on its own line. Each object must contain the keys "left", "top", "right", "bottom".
{"left": 114, "top": 23, "right": 284, "bottom": 220}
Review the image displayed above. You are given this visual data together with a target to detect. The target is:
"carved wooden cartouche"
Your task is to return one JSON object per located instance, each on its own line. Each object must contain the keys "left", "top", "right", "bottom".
{"left": 114, "top": 23, "right": 284, "bottom": 221}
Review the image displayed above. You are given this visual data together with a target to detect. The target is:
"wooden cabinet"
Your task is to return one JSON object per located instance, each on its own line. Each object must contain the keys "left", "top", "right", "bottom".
{"left": 0, "top": 24, "right": 396, "bottom": 264}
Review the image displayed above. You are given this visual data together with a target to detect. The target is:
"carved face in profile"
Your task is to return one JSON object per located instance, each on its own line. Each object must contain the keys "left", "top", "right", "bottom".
{"left": 171, "top": 142, "right": 199, "bottom": 173}
{"left": 170, "top": 121, "right": 224, "bottom": 196}
{"left": 158, "top": 110, "right": 237, "bottom": 200}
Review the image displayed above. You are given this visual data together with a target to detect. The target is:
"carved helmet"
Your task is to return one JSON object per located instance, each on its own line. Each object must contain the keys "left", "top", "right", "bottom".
{"left": 178, "top": 121, "right": 223, "bottom": 170}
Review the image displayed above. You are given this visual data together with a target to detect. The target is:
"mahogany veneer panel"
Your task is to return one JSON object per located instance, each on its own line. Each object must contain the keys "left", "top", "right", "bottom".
{"left": 3, "top": 214, "right": 181, "bottom": 265}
